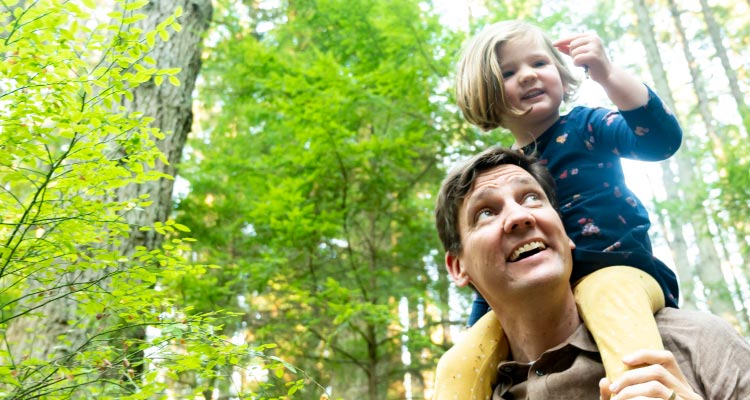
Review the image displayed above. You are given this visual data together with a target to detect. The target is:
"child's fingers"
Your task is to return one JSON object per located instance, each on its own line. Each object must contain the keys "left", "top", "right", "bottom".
{"left": 598, "top": 377, "right": 613, "bottom": 400}
{"left": 622, "top": 349, "right": 690, "bottom": 385}
{"left": 609, "top": 350, "right": 701, "bottom": 400}
{"left": 552, "top": 37, "right": 578, "bottom": 56}
{"left": 551, "top": 33, "right": 588, "bottom": 48}
{"left": 621, "top": 349, "right": 674, "bottom": 366}
{"left": 554, "top": 44, "right": 571, "bottom": 56}
{"left": 553, "top": 33, "right": 593, "bottom": 54}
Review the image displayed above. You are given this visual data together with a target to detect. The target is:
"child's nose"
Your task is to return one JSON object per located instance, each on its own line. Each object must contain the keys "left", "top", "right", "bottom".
{"left": 518, "top": 66, "right": 537, "bottom": 84}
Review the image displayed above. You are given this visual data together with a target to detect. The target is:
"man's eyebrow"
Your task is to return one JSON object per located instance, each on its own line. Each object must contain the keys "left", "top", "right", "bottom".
{"left": 512, "top": 175, "right": 537, "bottom": 186}
{"left": 464, "top": 175, "right": 540, "bottom": 208}
{"left": 464, "top": 187, "right": 494, "bottom": 208}
{"left": 461, "top": 187, "right": 494, "bottom": 223}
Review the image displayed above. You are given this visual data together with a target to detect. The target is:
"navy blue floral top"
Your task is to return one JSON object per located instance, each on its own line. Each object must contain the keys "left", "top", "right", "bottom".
{"left": 522, "top": 86, "right": 682, "bottom": 307}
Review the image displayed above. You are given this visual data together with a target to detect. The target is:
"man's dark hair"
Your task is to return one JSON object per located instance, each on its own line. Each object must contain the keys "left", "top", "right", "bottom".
{"left": 435, "top": 147, "right": 558, "bottom": 255}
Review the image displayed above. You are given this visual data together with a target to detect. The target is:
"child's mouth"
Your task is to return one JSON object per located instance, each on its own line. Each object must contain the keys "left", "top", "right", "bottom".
{"left": 522, "top": 89, "right": 544, "bottom": 100}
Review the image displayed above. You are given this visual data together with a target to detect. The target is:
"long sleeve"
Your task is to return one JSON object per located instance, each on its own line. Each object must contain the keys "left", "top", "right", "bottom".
{"left": 590, "top": 85, "right": 682, "bottom": 161}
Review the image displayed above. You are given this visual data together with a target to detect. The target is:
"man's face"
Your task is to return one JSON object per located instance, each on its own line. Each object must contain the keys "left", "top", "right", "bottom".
{"left": 446, "top": 164, "right": 575, "bottom": 306}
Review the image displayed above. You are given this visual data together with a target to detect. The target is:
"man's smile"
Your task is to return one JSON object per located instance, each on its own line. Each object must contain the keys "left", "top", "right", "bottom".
{"left": 508, "top": 240, "right": 548, "bottom": 262}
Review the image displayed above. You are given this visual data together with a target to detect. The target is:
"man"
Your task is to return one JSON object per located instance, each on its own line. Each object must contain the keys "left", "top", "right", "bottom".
{"left": 433, "top": 146, "right": 750, "bottom": 399}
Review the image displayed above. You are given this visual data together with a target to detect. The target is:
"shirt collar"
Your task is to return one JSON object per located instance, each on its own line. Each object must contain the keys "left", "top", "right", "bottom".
{"left": 495, "top": 322, "right": 599, "bottom": 394}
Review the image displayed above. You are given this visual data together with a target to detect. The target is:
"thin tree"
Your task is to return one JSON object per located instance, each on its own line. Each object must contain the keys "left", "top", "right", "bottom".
{"left": 697, "top": 0, "right": 750, "bottom": 137}
{"left": 631, "top": 0, "right": 696, "bottom": 310}
{"left": 666, "top": 0, "right": 750, "bottom": 331}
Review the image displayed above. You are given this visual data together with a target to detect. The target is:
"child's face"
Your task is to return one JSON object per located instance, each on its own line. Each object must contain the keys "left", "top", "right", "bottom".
{"left": 498, "top": 35, "right": 565, "bottom": 135}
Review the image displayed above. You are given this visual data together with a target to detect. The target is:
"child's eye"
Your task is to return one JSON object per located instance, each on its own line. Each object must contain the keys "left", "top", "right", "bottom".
{"left": 533, "top": 60, "right": 548, "bottom": 68}
{"left": 501, "top": 70, "right": 514, "bottom": 79}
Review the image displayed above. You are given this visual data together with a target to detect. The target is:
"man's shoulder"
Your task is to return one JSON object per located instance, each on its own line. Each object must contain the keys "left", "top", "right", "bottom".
{"left": 655, "top": 306, "right": 750, "bottom": 397}
{"left": 656, "top": 306, "right": 728, "bottom": 323}
{"left": 656, "top": 307, "right": 729, "bottom": 328}
{"left": 655, "top": 307, "right": 745, "bottom": 345}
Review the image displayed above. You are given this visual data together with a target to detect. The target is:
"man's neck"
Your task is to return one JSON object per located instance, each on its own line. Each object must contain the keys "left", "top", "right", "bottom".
{"left": 495, "top": 292, "right": 580, "bottom": 364}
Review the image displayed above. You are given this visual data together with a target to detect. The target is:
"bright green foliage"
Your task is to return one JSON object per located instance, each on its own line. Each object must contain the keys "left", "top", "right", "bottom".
{"left": 714, "top": 126, "right": 750, "bottom": 261}
{"left": 178, "top": 0, "right": 464, "bottom": 397}
{"left": 0, "top": 1, "right": 276, "bottom": 399}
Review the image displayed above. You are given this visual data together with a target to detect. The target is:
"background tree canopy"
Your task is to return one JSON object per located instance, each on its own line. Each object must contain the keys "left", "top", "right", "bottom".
{"left": 1, "top": 0, "right": 748, "bottom": 399}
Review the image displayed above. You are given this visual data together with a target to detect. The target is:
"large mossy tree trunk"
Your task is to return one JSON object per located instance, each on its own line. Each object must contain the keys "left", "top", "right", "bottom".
{"left": 4, "top": 0, "right": 212, "bottom": 380}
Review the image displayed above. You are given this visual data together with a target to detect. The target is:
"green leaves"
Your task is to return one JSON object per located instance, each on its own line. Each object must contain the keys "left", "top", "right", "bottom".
{"left": 0, "top": 1, "right": 220, "bottom": 399}
{"left": 176, "top": 0, "right": 462, "bottom": 397}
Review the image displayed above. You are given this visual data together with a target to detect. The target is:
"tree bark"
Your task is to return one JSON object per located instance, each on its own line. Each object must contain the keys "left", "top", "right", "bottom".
{"left": 632, "top": 0, "right": 696, "bottom": 310}
{"left": 117, "top": 0, "right": 213, "bottom": 255}
{"left": 114, "top": 0, "right": 213, "bottom": 392}
{"left": 665, "top": 0, "right": 747, "bottom": 330}
{"left": 5, "top": 0, "right": 212, "bottom": 370}
{"left": 697, "top": 0, "right": 750, "bottom": 137}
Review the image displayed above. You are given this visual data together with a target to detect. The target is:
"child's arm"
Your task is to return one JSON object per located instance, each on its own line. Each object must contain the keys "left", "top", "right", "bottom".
{"left": 553, "top": 34, "right": 648, "bottom": 111}
{"left": 554, "top": 33, "right": 681, "bottom": 160}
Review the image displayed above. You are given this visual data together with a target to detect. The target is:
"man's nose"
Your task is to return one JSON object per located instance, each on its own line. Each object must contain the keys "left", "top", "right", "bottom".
{"left": 503, "top": 205, "right": 535, "bottom": 232}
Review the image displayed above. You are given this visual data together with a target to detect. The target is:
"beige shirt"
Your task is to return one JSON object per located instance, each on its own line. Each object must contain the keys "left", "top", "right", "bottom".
{"left": 493, "top": 308, "right": 750, "bottom": 399}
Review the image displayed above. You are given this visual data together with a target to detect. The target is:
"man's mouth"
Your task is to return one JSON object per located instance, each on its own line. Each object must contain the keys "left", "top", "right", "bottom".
{"left": 521, "top": 89, "right": 544, "bottom": 100}
{"left": 508, "top": 241, "right": 547, "bottom": 262}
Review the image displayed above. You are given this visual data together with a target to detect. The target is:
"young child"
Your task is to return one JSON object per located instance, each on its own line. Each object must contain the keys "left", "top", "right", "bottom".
{"left": 434, "top": 20, "right": 682, "bottom": 398}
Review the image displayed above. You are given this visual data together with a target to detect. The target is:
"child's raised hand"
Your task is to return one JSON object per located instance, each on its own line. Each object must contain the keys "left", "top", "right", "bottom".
{"left": 553, "top": 33, "right": 612, "bottom": 83}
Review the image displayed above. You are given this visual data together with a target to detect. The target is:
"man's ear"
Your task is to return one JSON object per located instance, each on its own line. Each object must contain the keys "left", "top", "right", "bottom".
{"left": 445, "top": 252, "right": 470, "bottom": 287}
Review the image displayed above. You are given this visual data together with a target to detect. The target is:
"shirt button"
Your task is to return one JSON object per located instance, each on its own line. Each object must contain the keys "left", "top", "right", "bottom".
{"left": 535, "top": 369, "right": 544, "bottom": 376}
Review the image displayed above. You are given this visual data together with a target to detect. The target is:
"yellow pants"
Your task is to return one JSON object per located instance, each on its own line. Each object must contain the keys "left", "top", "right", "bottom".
{"left": 432, "top": 266, "right": 665, "bottom": 399}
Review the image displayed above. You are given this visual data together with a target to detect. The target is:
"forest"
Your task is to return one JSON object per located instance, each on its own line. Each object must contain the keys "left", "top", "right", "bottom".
{"left": 1, "top": 0, "right": 748, "bottom": 398}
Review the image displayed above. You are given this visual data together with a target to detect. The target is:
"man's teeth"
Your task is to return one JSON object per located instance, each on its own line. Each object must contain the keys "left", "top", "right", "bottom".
{"left": 509, "top": 241, "right": 547, "bottom": 261}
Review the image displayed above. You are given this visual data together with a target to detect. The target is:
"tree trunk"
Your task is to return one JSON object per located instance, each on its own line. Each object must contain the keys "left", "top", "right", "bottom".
{"left": 697, "top": 0, "right": 750, "bottom": 137}
{"left": 632, "top": 0, "right": 696, "bottom": 309}
{"left": 665, "top": 0, "right": 747, "bottom": 331}
{"left": 367, "top": 323, "right": 380, "bottom": 400}
{"left": 714, "top": 228, "right": 750, "bottom": 332}
{"left": 437, "top": 263, "right": 455, "bottom": 347}
{"left": 5, "top": 0, "right": 212, "bottom": 371}
{"left": 695, "top": 0, "right": 750, "bottom": 292}
{"left": 117, "top": 0, "right": 213, "bottom": 255}
{"left": 115, "top": 0, "right": 213, "bottom": 390}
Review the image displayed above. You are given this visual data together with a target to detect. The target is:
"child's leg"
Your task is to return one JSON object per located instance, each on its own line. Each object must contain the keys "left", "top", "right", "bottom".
{"left": 434, "top": 312, "right": 508, "bottom": 400}
{"left": 573, "top": 266, "right": 665, "bottom": 382}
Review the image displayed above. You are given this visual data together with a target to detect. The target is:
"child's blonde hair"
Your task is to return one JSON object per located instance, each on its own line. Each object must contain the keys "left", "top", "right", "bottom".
{"left": 456, "top": 20, "right": 580, "bottom": 131}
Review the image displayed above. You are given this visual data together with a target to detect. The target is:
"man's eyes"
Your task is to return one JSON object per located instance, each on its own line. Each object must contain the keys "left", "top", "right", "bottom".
{"left": 473, "top": 193, "right": 544, "bottom": 222}
{"left": 524, "top": 193, "right": 543, "bottom": 204}
{"left": 476, "top": 208, "right": 495, "bottom": 222}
